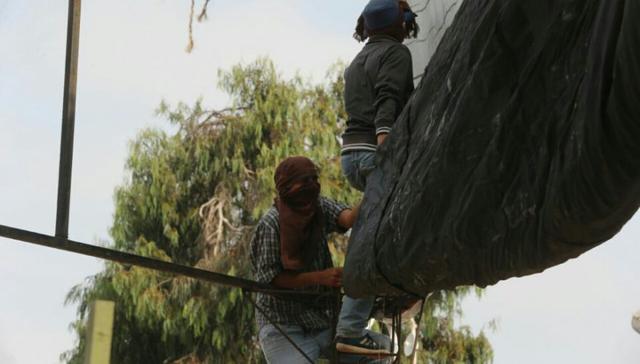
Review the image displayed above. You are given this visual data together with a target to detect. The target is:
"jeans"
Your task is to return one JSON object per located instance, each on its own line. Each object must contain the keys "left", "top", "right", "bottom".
{"left": 259, "top": 324, "right": 390, "bottom": 363}
{"left": 336, "top": 295, "right": 375, "bottom": 338}
{"left": 259, "top": 324, "right": 331, "bottom": 364}
{"left": 337, "top": 150, "right": 377, "bottom": 340}
{"left": 341, "top": 151, "right": 376, "bottom": 192}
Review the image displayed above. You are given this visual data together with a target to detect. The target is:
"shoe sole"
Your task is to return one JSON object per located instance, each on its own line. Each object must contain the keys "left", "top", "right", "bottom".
{"left": 335, "top": 343, "right": 391, "bottom": 356}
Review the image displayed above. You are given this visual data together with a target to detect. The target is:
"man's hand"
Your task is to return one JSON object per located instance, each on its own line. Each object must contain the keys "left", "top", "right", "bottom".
{"left": 377, "top": 133, "right": 388, "bottom": 145}
{"left": 315, "top": 267, "right": 343, "bottom": 287}
{"left": 272, "top": 267, "right": 343, "bottom": 289}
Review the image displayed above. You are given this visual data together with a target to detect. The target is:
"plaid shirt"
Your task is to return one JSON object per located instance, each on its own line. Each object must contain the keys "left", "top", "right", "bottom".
{"left": 250, "top": 196, "right": 348, "bottom": 331}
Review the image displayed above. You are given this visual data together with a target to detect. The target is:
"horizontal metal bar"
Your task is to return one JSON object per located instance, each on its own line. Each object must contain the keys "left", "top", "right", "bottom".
{"left": 0, "top": 224, "right": 326, "bottom": 297}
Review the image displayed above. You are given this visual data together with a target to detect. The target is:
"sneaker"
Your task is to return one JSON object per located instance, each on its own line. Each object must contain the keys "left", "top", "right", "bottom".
{"left": 335, "top": 334, "right": 391, "bottom": 355}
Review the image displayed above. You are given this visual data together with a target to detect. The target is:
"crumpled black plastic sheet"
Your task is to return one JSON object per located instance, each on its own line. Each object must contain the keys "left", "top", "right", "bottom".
{"left": 343, "top": 0, "right": 640, "bottom": 297}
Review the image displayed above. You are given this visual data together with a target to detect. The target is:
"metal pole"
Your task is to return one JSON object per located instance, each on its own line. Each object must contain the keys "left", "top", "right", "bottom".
{"left": 0, "top": 224, "right": 270, "bottom": 292}
{"left": 55, "top": 0, "right": 82, "bottom": 238}
{"left": 0, "top": 223, "right": 332, "bottom": 298}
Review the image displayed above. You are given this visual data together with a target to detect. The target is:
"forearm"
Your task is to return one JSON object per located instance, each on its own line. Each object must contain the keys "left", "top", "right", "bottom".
{"left": 338, "top": 203, "right": 361, "bottom": 229}
{"left": 271, "top": 271, "right": 320, "bottom": 289}
{"left": 374, "top": 98, "right": 397, "bottom": 136}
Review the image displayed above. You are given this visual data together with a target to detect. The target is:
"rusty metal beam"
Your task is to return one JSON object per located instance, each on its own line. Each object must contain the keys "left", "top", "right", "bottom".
{"left": 55, "top": 0, "right": 82, "bottom": 238}
{"left": 0, "top": 224, "right": 274, "bottom": 293}
{"left": 0, "top": 223, "right": 335, "bottom": 299}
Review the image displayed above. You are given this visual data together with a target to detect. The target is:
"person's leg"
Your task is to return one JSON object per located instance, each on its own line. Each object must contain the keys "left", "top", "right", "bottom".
{"left": 338, "top": 151, "right": 383, "bottom": 354}
{"left": 336, "top": 149, "right": 376, "bottom": 338}
{"left": 312, "top": 327, "right": 333, "bottom": 360}
{"left": 259, "top": 324, "right": 321, "bottom": 364}
{"left": 356, "top": 151, "right": 376, "bottom": 187}
{"left": 341, "top": 151, "right": 376, "bottom": 192}
{"left": 336, "top": 295, "right": 392, "bottom": 354}
{"left": 336, "top": 296, "right": 375, "bottom": 338}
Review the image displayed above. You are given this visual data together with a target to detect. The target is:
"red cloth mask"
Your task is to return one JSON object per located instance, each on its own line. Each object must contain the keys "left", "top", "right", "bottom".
{"left": 274, "top": 157, "right": 322, "bottom": 270}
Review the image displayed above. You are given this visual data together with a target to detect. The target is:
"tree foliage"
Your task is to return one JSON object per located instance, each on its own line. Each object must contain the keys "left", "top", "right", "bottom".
{"left": 62, "top": 58, "right": 493, "bottom": 363}
{"left": 417, "top": 289, "right": 494, "bottom": 363}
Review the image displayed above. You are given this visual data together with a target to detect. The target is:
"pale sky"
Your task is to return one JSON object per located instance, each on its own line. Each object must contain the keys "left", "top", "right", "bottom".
{"left": 0, "top": 1, "right": 638, "bottom": 363}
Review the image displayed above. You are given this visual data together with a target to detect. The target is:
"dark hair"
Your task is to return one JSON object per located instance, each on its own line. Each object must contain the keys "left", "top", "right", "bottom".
{"left": 354, "top": 15, "right": 367, "bottom": 42}
{"left": 399, "top": 1, "right": 420, "bottom": 39}
{"left": 354, "top": 1, "right": 420, "bottom": 42}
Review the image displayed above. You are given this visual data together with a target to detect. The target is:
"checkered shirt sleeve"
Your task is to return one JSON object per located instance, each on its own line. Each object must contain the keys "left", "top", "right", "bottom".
{"left": 319, "top": 196, "right": 349, "bottom": 235}
{"left": 250, "top": 213, "right": 282, "bottom": 285}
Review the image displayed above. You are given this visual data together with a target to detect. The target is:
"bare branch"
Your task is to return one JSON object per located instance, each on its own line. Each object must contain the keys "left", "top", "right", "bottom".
{"left": 198, "top": 0, "right": 211, "bottom": 22}
{"left": 186, "top": 0, "right": 195, "bottom": 53}
{"left": 186, "top": 0, "right": 212, "bottom": 53}
{"left": 198, "top": 185, "right": 248, "bottom": 261}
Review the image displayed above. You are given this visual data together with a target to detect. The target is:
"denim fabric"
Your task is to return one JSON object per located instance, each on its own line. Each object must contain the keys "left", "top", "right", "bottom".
{"left": 338, "top": 151, "right": 378, "bottom": 343}
{"left": 259, "top": 324, "right": 331, "bottom": 364}
{"left": 259, "top": 323, "right": 391, "bottom": 364}
{"left": 336, "top": 295, "right": 375, "bottom": 338}
{"left": 341, "top": 151, "right": 376, "bottom": 192}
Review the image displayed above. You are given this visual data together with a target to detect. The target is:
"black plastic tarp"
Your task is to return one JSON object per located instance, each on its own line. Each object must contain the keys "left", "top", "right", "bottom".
{"left": 343, "top": 0, "right": 640, "bottom": 297}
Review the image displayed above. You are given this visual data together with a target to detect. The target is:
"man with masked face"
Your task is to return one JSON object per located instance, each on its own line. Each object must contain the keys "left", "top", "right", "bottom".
{"left": 250, "top": 156, "right": 389, "bottom": 363}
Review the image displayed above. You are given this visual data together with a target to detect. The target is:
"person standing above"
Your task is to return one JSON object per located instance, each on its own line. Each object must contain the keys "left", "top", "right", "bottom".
{"left": 336, "top": 0, "right": 419, "bottom": 355}
{"left": 340, "top": 0, "right": 418, "bottom": 191}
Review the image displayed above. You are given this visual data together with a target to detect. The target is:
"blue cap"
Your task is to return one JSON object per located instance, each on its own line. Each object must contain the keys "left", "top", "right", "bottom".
{"left": 404, "top": 10, "right": 416, "bottom": 23}
{"left": 362, "top": 0, "right": 401, "bottom": 31}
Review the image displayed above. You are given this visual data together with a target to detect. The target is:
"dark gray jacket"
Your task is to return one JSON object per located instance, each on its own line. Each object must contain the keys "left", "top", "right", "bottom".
{"left": 342, "top": 35, "right": 414, "bottom": 153}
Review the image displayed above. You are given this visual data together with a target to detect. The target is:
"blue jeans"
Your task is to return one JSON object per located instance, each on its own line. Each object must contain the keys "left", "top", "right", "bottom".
{"left": 259, "top": 324, "right": 331, "bottom": 364}
{"left": 338, "top": 151, "right": 377, "bottom": 340}
{"left": 336, "top": 295, "right": 375, "bottom": 338}
{"left": 341, "top": 150, "right": 376, "bottom": 192}
{"left": 259, "top": 324, "right": 391, "bottom": 363}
